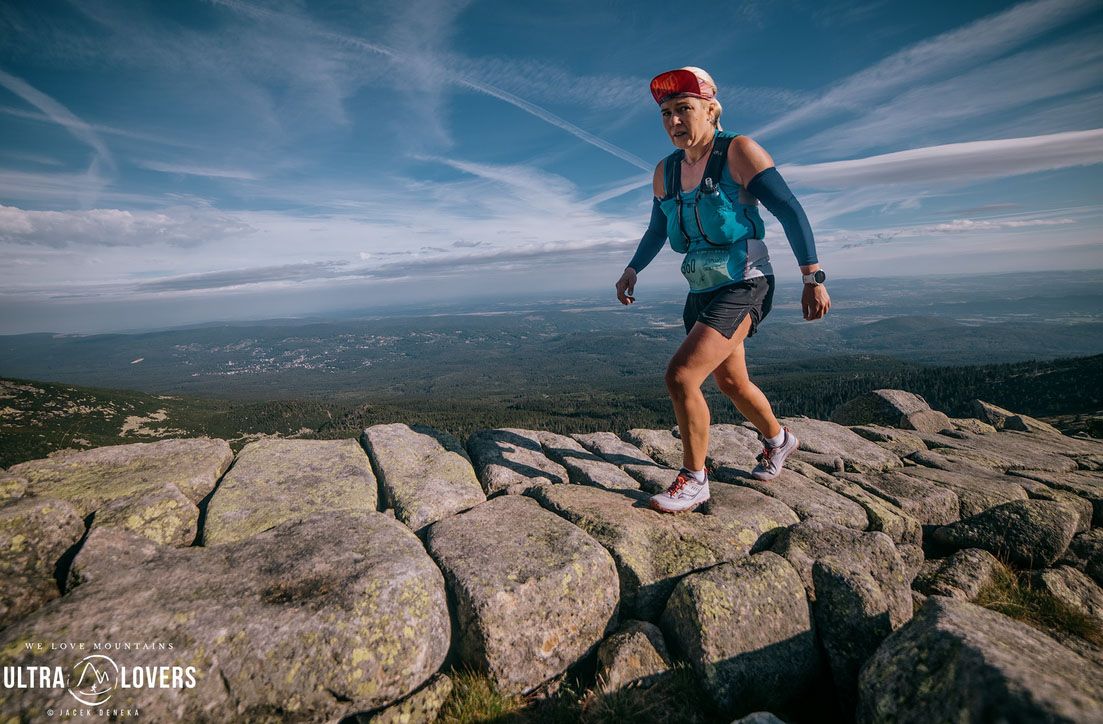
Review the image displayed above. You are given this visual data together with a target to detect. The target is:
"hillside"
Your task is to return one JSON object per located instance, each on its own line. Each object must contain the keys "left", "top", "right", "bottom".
{"left": 2, "top": 354, "right": 1101, "bottom": 469}
{"left": 3, "top": 271, "right": 1102, "bottom": 401}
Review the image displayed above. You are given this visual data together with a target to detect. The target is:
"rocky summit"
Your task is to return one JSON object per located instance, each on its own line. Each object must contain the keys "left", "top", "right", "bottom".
{"left": 2, "top": 393, "right": 1102, "bottom": 723}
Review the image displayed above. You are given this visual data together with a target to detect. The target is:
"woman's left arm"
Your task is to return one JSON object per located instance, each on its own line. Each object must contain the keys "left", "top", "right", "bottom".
{"left": 728, "top": 136, "right": 830, "bottom": 320}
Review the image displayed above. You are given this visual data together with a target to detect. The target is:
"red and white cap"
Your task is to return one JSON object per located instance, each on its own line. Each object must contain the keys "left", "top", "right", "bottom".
{"left": 650, "top": 66, "right": 718, "bottom": 104}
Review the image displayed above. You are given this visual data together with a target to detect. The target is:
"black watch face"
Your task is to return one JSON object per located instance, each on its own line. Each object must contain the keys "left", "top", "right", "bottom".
{"left": 813, "top": 270, "right": 826, "bottom": 283}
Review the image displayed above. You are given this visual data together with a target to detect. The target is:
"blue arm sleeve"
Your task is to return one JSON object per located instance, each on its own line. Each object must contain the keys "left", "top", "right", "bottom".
{"left": 746, "top": 167, "right": 819, "bottom": 266}
{"left": 626, "top": 198, "right": 668, "bottom": 273}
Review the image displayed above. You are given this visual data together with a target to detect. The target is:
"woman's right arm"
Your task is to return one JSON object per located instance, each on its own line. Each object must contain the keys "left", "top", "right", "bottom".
{"left": 625, "top": 198, "right": 667, "bottom": 273}
{"left": 616, "top": 162, "right": 667, "bottom": 305}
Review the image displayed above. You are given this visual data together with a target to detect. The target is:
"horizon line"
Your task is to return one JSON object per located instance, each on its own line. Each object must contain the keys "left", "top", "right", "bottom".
{"left": 2, "top": 266, "right": 1100, "bottom": 338}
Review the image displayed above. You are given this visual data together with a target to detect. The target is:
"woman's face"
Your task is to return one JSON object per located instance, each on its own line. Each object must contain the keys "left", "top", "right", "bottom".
{"left": 660, "top": 96, "right": 713, "bottom": 149}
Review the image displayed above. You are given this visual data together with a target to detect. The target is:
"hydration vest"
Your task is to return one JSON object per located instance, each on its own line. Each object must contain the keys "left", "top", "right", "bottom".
{"left": 657, "top": 131, "right": 768, "bottom": 291}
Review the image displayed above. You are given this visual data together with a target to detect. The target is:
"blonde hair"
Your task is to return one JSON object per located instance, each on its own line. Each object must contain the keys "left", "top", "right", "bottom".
{"left": 681, "top": 66, "right": 723, "bottom": 130}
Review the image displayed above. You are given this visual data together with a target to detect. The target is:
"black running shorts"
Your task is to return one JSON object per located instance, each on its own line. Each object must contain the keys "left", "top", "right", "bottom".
{"left": 682, "top": 275, "right": 775, "bottom": 339}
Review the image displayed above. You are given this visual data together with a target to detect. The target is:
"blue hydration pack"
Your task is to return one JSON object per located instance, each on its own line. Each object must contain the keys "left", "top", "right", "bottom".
{"left": 658, "top": 131, "right": 765, "bottom": 254}
{"left": 657, "top": 131, "right": 768, "bottom": 291}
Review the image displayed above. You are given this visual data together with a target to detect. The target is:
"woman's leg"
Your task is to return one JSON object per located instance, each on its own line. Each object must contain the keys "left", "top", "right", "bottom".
{"left": 711, "top": 341, "right": 782, "bottom": 438}
{"left": 666, "top": 315, "right": 754, "bottom": 470}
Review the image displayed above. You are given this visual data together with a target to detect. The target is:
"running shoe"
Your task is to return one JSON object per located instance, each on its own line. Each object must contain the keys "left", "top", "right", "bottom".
{"left": 649, "top": 469, "right": 710, "bottom": 513}
{"left": 751, "top": 428, "right": 799, "bottom": 480}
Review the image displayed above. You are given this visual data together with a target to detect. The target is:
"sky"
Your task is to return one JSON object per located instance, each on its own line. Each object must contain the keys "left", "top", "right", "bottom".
{"left": 1, "top": 0, "right": 1101, "bottom": 334}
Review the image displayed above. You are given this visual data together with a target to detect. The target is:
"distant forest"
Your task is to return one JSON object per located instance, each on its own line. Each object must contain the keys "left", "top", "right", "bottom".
{"left": 2, "top": 353, "right": 1100, "bottom": 468}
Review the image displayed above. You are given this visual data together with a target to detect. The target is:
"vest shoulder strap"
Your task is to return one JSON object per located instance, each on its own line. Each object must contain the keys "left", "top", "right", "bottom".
{"left": 662, "top": 131, "right": 740, "bottom": 197}
{"left": 701, "top": 132, "right": 739, "bottom": 191}
{"left": 662, "top": 149, "right": 683, "bottom": 199}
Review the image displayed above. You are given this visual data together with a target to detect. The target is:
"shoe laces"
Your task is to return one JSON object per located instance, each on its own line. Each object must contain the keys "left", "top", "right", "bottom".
{"left": 757, "top": 441, "right": 778, "bottom": 464}
{"left": 666, "top": 470, "right": 703, "bottom": 497}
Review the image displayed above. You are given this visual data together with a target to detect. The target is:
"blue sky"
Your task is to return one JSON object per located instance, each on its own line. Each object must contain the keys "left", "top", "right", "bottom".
{"left": 1, "top": 0, "right": 1101, "bottom": 334}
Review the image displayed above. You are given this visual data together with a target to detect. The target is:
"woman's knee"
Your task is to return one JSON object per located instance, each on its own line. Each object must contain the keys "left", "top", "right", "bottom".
{"left": 715, "top": 371, "right": 753, "bottom": 398}
{"left": 664, "top": 362, "right": 700, "bottom": 395}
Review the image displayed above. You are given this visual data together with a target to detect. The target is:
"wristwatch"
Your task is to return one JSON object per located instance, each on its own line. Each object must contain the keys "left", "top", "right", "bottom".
{"left": 802, "top": 270, "right": 827, "bottom": 286}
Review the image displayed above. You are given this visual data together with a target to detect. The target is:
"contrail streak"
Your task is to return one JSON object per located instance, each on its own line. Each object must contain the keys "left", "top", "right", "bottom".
{"left": 206, "top": 0, "right": 650, "bottom": 171}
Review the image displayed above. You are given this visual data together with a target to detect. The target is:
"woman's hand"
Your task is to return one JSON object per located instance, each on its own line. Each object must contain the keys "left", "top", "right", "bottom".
{"left": 802, "top": 283, "right": 830, "bottom": 320}
{"left": 615, "top": 268, "right": 638, "bottom": 305}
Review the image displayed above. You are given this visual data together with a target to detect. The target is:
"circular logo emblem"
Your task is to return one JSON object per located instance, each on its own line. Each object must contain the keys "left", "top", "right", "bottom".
{"left": 68, "top": 654, "right": 119, "bottom": 706}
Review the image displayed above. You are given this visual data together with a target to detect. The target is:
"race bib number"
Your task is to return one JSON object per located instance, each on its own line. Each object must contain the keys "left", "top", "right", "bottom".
{"left": 681, "top": 248, "right": 734, "bottom": 291}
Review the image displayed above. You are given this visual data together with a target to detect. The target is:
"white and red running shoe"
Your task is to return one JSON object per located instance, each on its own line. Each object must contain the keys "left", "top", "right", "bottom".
{"left": 649, "top": 469, "right": 710, "bottom": 514}
{"left": 751, "top": 428, "right": 800, "bottom": 480}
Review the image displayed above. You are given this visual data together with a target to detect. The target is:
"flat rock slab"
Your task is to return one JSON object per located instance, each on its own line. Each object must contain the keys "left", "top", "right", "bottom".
{"left": 8, "top": 438, "right": 232, "bottom": 546}
{"left": 930, "top": 499, "right": 1079, "bottom": 568}
{"left": 1004, "top": 472, "right": 1094, "bottom": 532}
{"left": 849, "top": 425, "right": 928, "bottom": 458}
{"left": 839, "top": 470, "right": 959, "bottom": 526}
{"left": 712, "top": 466, "right": 868, "bottom": 531}
{"left": 778, "top": 417, "right": 901, "bottom": 473}
{"left": 536, "top": 431, "right": 640, "bottom": 491}
{"left": 572, "top": 432, "right": 674, "bottom": 493}
{"left": 706, "top": 482, "right": 800, "bottom": 547}
{"left": 524, "top": 483, "right": 785, "bottom": 620}
{"left": 0, "top": 511, "right": 450, "bottom": 721}
{"left": 1010, "top": 469, "right": 1103, "bottom": 527}
{"left": 362, "top": 424, "right": 485, "bottom": 533}
{"left": 791, "top": 461, "right": 921, "bottom": 545}
{"left": 770, "top": 520, "right": 909, "bottom": 604}
{"left": 857, "top": 597, "right": 1103, "bottom": 723}
{"left": 203, "top": 438, "right": 378, "bottom": 546}
{"left": 425, "top": 496, "right": 618, "bottom": 695}
{"left": 0, "top": 497, "right": 85, "bottom": 628}
{"left": 467, "top": 428, "right": 568, "bottom": 496}
{"left": 661, "top": 552, "right": 820, "bottom": 718}
{"left": 705, "top": 424, "right": 763, "bottom": 470}
{"left": 904, "top": 454, "right": 1029, "bottom": 517}
{"left": 949, "top": 417, "right": 997, "bottom": 435}
{"left": 622, "top": 428, "right": 684, "bottom": 469}
{"left": 915, "top": 430, "right": 1080, "bottom": 473}
{"left": 914, "top": 548, "right": 1003, "bottom": 601}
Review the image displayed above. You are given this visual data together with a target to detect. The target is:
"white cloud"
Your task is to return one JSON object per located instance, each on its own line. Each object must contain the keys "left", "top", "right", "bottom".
{"left": 447, "top": 56, "right": 645, "bottom": 112}
{"left": 819, "top": 216, "right": 1078, "bottom": 249}
{"left": 0, "top": 168, "right": 166, "bottom": 206}
{"left": 427, "top": 156, "right": 577, "bottom": 209}
{"left": 0, "top": 150, "right": 63, "bottom": 166}
{"left": 753, "top": 0, "right": 1099, "bottom": 140}
{"left": 210, "top": 0, "right": 652, "bottom": 170}
{"left": 783, "top": 129, "right": 1103, "bottom": 189}
{"left": 0, "top": 68, "right": 112, "bottom": 166}
{"left": 134, "top": 260, "right": 350, "bottom": 292}
{"left": 0, "top": 105, "right": 198, "bottom": 149}
{"left": 0, "top": 68, "right": 115, "bottom": 206}
{"left": 377, "top": 0, "right": 471, "bottom": 147}
{"left": 794, "top": 34, "right": 1103, "bottom": 157}
{"left": 0, "top": 204, "right": 253, "bottom": 248}
{"left": 136, "top": 160, "right": 259, "bottom": 180}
